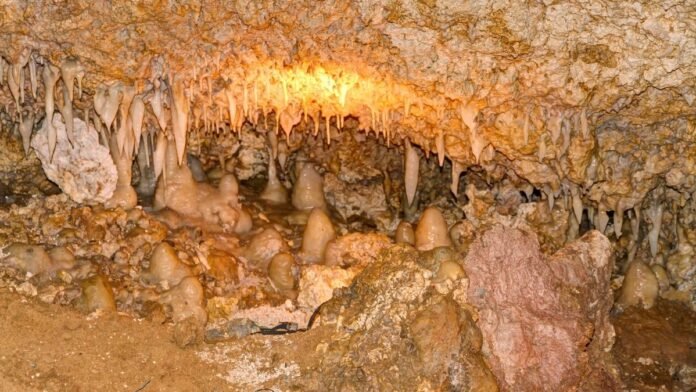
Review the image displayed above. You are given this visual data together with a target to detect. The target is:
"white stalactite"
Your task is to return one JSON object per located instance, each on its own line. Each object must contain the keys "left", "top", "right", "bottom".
{"left": 153, "top": 131, "right": 167, "bottom": 179}
{"left": 58, "top": 85, "right": 75, "bottom": 147}
{"left": 404, "top": 138, "right": 419, "bottom": 206}
{"left": 60, "top": 58, "right": 85, "bottom": 102}
{"left": 94, "top": 82, "right": 123, "bottom": 132}
{"left": 28, "top": 55, "right": 37, "bottom": 99}
{"left": 130, "top": 95, "right": 145, "bottom": 155}
{"left": 115, "top": 85, "right": 136, "bottom": 155}
{"left": 646, "top": 204, "right": 663, "bottom": 257}
{"left": 42, "top": 63, "right": 61, "bottom": 160}
{"left": 170, "top": 76, "right": 189, "bottom": 165}
{"left": 19, "top": 111, "right": 34, "bottom": 156}
{"left": 436, "top": 130, "right": 445, "bottom": 167}
{"left": 450, "top": 160, "right": 464, "bottom": 196}
{"left": 596, "top": 208, "right": 609, "bottom": 234}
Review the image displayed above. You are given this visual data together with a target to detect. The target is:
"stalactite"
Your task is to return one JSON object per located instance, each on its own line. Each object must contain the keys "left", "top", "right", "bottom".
{"left": 170, "top": 76, "right": 189, "bottom": 165}
{"left": 404, "top": 138, "right": 419, "bottom": 206}
{"left": 60, "top": 58, "right": 84, "bottom": 102}
{"left": 42, "top": 63, "right": 61, "bottom": 160}
{"left": 450, "top": 160, "right": 464, "bottom": 196}
{"left": 19, "top": 111, "right": 34, "bottom": 156}
{"left": 646, "top": 204, "right": 663, "bottom": 257}
{"left": 130, "top": 95, "right": 145, "bottom": 155}
{"left": 28, "top": 54, "right": 37, "bottom": 99}
{"left": 436, "top": 130, "right": 445, "bottom": 167}
{"left": 57, "top": 84, "right": 75, "bottom": 147}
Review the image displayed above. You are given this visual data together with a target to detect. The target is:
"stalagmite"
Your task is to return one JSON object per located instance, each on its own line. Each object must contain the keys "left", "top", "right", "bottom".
{"left": 244, "top": 228, "right": 289, "bottom": 271}
{"left": 415, "top": 207, "right": 452, "bottom": 251}
{"left": 268, "top": 253, "right": 297, "bottom": 291}
{"left": 292, "top": 163, "right": 326, "bottom": 211}
{"left": 143, "top": 243, "right": 193, "bottom": 287}
{"left": 19, "top": 111, "right": 34, "bottom": 155}
{"left": 435, "top": 130, "right": 445, "bottom": 166}
{"left": 395, "top": 221, "right": 415, "bottom": 245}
{"left": 618, "top": 261, "right": 659, "bottom": 309}
{"left": 105, "top": 134, "right": 137, "bottom": 210}
{"left": 646, "top": 204, "right": 663, "bottom": 257}
{"left": 267, "top": 130, "right": 278, "bottom": 161}
{"left": 404, "top": 139, "right": 419, "bottom": 206}
{"left": 60, "top": 58, "right": 85, "bottom": 102}
{"left": 433, "top": 260, "right": 465, "bottom": 283}
{"left": 80, "top": 275, "right": 116, "bottom": 313}
{"left": 261, "top": 158, "right": 288, "bottom": 204}
{"left": 299, "top": 208, "right": 336, "bottom": 265}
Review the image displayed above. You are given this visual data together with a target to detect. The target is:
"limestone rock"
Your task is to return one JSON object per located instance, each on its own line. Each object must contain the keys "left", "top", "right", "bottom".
{"left": 297, "top": 265, "right": 356, "bottom": 310}
{"left": 31, "top": 113, "right": 117, "bottom": 204}
{"left": 465, "top": 227, "right": 618, "bottom": 391}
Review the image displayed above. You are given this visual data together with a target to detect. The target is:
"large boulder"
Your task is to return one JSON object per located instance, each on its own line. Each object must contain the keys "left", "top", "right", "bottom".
{"left": 31, "top": 113, "right": 117, "bottom": 204}
{"left": 465, "top": 227, "right": 619, "bottom": 391}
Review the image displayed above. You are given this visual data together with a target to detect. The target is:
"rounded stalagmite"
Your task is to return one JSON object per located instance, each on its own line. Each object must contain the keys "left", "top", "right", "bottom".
{"left": 292, "top": 163, "right": 326, "bottom": 211}
{"left": 268, "top": 252, "right": 297, "bottom": 291}
{"left": 299, "top": 208, "right": 336, "bottom": 264}
{"left": 395, "top": 221, "right": 415, "bottom": 245}
{"left": 618, "top": 260, "right": 659, "bottom": 309}
{"left": 415, "top": 207, "right": 453, "bottom": 251}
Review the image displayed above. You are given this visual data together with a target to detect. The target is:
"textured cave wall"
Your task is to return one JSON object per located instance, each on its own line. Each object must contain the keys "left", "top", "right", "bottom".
{"left": 0, "top": 1, "right": 695, "bottom": 247}
{"left": 1, "top": 0, "right": 694, "bottom": 185}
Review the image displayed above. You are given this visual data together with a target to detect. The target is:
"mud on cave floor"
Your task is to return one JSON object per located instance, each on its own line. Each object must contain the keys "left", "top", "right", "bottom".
{"left": 0, "top": 278, "right": 693, "bottom": 391}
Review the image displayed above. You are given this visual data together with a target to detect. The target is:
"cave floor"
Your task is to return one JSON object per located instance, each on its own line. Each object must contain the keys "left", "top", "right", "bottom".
{"left": 0, "top": 286, "right": 331, "bottom": 391}
{"left": 0, "top": 287, "right": 693, "bottom": 391}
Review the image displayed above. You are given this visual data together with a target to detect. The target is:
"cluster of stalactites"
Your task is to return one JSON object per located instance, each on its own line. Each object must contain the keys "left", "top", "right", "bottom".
{"left": 2, "top": 49, "right": 611, "bottom": 218}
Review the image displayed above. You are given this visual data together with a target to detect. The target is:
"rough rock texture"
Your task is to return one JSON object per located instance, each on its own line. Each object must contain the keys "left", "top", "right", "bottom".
{"left": 31, "top": 114, "right": 116, "bottom": 204}
{"left": 465, "top": 227, "right": 619, "bottom": 391}
{"left": 308, "top": 244, "right": 498, "bottom": 391}
{"left": 0, "top": 120, "right": 56, "bottom": 199}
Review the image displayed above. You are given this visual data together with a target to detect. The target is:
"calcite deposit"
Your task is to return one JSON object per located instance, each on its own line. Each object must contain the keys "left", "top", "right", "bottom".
{"left": 0, "top": 1, "right": 694, "bottom": 390}
{"left": 31, "top": 113, "right": 116, "bottom": 204}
